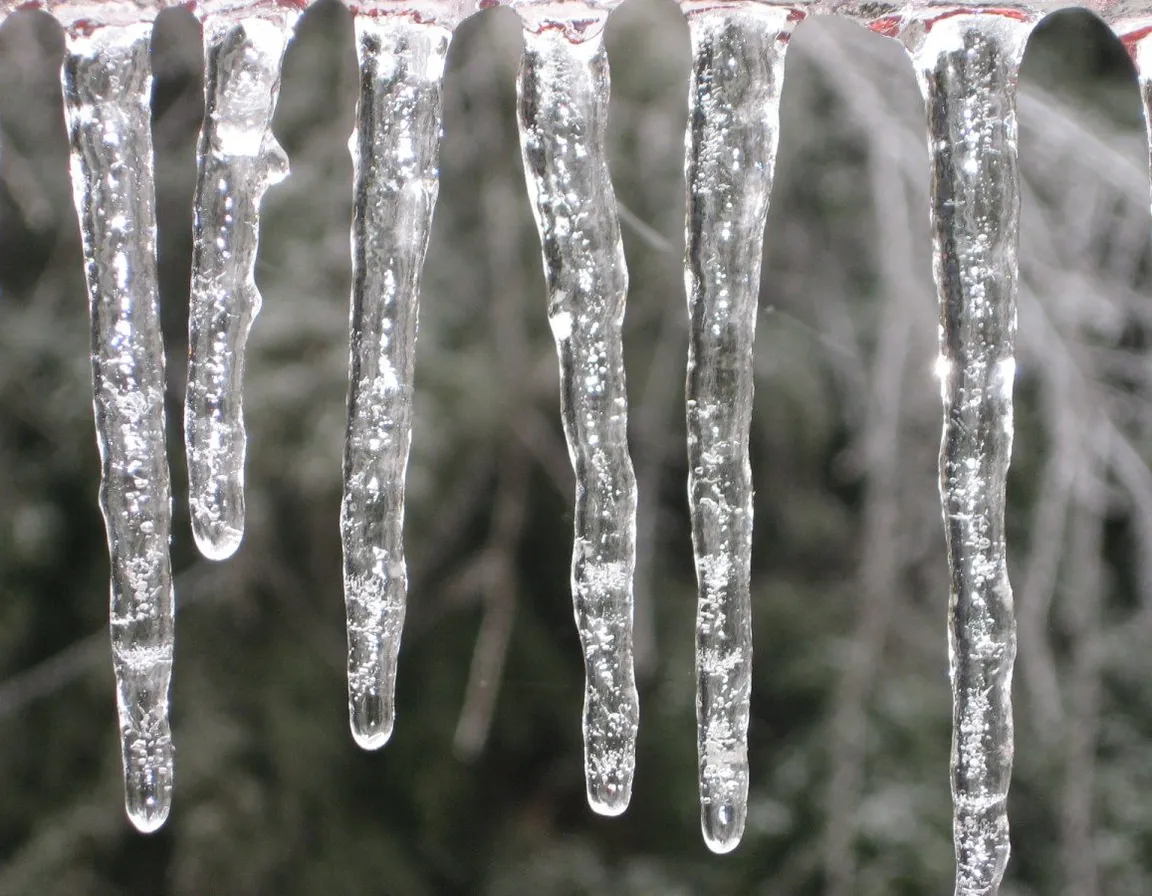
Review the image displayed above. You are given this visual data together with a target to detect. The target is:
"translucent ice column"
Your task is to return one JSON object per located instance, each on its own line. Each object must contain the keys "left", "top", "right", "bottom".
{"left": 515, "top": 13, "right": 639, "bottom": 815}
{"left": 185, "top": 11, "right": 294, "bottom": 560}
{"left": 63, "top": 22, "right": 176, "bottom": 833}
{"left": 902, "top": 12, "right": 1033, "bottom": 894}
{"left": 341, "top": 12, "right": 454, "bottom": 750}
{"left": 682, "top": 3, "right": 797, "bottom": 854}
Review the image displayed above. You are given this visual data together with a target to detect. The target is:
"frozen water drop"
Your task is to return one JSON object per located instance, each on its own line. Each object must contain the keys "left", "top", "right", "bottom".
{"left": 193, "top": 520, "right": 243, "bottom": 561}
{"left": 124, "top": 734, "right": 174, "bottom": 832}
{"left": 701, "top": 798, "right": 742, "bottom": 855}
{"left": 587, "top": 776, "right": 629, "bottom": 817}
{"left": 350, "top": 690, "right": 394, "bottom": 750}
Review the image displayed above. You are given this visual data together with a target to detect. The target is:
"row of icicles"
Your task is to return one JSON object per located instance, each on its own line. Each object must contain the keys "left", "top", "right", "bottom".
{"left": 25, "top": 0, "right": 1152, "bottom": 890}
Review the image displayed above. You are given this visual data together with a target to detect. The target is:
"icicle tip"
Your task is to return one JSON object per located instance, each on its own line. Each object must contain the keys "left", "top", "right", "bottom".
{"left": 124, "top": 757, "right": 173, "bottom": 833}
{"left": 701, "top": 800, "right": 744, "bottom": 854}
{"left": 191, "top": 519, "right": 243, "bottom": 562}
{"left": 586, "top": 776, "right": 631, "bottom": 817}
{"left": 127, "top": 804, "right": 170, "bottom": 834}
{"left": 350, "top": 694, "right": 395, "bottom": 751}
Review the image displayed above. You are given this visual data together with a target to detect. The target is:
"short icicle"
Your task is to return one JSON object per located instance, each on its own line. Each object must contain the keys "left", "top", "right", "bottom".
{"left": 63, "top": 23, "right": 176, "bottom": 833}
{"left": 902, "top": 13, "right": 1033, "bottom": 895}
{"left": 185, "top": 12, "right": 294, "bottom": 561}
{"left": 682, "top": 4, "right": 797, "bottom": 854}
{"left": 341, "top": 13, "right": 453, "bottom": 750}
{"left": 516, "top": 20, "right": 639, "bottom": 815}
{"left": 1124, "top": 32, "right": 1152, "bottom": 212}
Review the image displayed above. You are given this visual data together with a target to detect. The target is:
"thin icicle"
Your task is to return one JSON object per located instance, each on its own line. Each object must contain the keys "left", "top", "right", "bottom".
{"left": 185, "top": 13, "right": 293, "bottom": 561}
{"left": 341, "top": 14, "right": 452, "bottom": 750}
{"left": 903, "top": 13, "right": 1032, "bottom": 895}
{"left": 1125, "top": 32, "right": 1152, "bottom": 212}
{"left": 682, "top": 5, "right": 796, "bottom": 854}
{"left": 62, "top": 23, "right": 175, "bottom": 833}
{"left": 516, "top": 21, "right": 639, "bottom": 816}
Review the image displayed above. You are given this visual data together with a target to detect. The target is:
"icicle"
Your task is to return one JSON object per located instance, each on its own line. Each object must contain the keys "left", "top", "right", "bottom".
{"left": 516, "top": 19, "right": 639, "bottom": 816}
{"left": 62, "top": 23, "right": 176, "bottom": 833}
{"left": 682, "top": 4, "right": 797, "bottom": 854}
{"left": 341, "top": 13, "right": 453, "bottom": 750}
{"left": 1122, "top": 28, "right": 1152, "bottom": 212}
{"left": 902, "top": 12, "right": 1032, "bottom": 895}
{"left": 185, "top": 12, "right": 294, "bottom": 561}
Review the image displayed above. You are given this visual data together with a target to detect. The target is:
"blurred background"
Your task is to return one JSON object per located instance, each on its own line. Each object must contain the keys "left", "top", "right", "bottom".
{"left": 0, "top": 1, "right": 1150, "bottom": 892}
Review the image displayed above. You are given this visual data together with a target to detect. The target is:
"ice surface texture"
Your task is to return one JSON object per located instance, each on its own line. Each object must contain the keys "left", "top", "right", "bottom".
{"left": 185, "top": 14, "right": 293, "bottom": 561}
{"left": 341, "top": 16, "right": 451, "bottom": 751}
{"left": 516, "top": 24, "right": 639, "bottom": 816}
{"left": 63, "top": 23, "right": 176, "bottom": 834}
{"left": 39, "top": 0, "right": 1108, "bottom": 857}
{"left": 905, "top": 12, "right": 1031, "bottom": 895}
{"left": 683, "top": 5, "right": 795, "bottom": 854}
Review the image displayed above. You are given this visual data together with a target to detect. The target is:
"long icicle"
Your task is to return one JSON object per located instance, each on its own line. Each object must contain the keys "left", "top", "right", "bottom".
{"left": 342, "top": 13, "right": 453, "bottom": 749}
{"left": 682, "top": 5, "right": 797, "bottom": 854}
{"left": 516, "top": 21, "right": 639, "bottom": 816}
{"left": 185, "top": 12, "right": 294, "bottom": 561}
{"left": 903, "top": 13, "right": 1032, "bottom": 894}
{"left": 62, "top": 23, "right": 176, "bottom": 833}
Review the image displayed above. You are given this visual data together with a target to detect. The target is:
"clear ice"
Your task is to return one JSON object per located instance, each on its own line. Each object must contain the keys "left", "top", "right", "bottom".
{"left": 1128, "top": 34, "right": 1152, "bottom": 210}
{"left": 341, "top": 14, "right": 452, "bottom": 750}
{"left": 516, "top": 21, "right": 639, "bottom": 816}
{"left": 185, "top": 13, "right": 294, "bottom": 561}
{"left": 62, "top": 23, "right": 176, "bottom": 833}
{"left": 904, "top": 13, "right": 1031, "bottom": 894}
{"left": 682, "top": 5, "right": 796, "bottom": 854}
